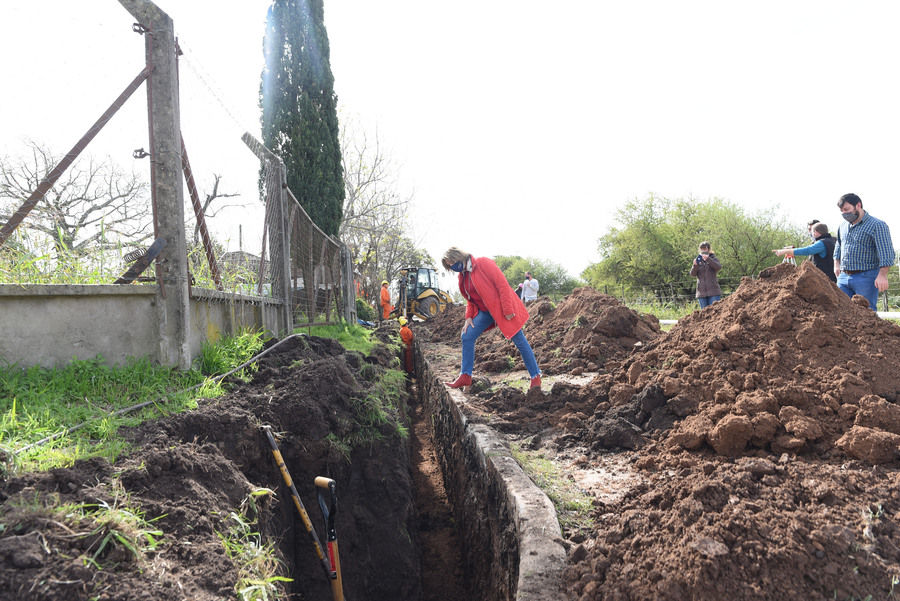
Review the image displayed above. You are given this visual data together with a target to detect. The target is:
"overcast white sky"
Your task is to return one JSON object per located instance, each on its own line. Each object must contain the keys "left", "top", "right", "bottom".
{"left": 3, "top": 1, "right": 900, "bottom": 279}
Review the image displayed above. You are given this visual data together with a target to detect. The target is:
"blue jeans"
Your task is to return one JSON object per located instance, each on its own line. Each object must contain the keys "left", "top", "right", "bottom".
{"left": 460, "top": 310, "right": 540, "bottom": 378}
{"left": 837, "top": 268, "right": 880, "bottom": 310}
{"left": 698, "top": 295, "right": 721, "bottom": 309}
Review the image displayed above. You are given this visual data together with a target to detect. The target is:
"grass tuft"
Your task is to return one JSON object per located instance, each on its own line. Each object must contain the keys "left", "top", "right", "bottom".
{"left": 216, "top": 488, "right": 291, "bottom": 601}
{"left": 510, "top": 443, "right": 595, "bottom": 532}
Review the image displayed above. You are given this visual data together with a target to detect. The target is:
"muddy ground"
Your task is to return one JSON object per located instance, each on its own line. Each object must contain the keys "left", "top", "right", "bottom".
{"left": 419, "top": 261, "right": 900, "bottom": 600}
{"left": 3, "top": 259, "right": 900, "bottom": 600}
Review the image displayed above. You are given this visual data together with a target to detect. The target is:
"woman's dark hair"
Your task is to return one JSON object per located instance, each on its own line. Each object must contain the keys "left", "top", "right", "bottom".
{"left": 838, "top": 193, "right": 862, "bottom": 208}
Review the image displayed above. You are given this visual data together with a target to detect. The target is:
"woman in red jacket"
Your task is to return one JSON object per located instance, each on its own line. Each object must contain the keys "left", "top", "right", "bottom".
{"left": 441, "top": 247, "right": 541, "bottom": 390}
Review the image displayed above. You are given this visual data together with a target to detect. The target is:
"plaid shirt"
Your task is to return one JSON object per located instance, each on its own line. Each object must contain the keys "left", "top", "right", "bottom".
{"left": 833, "top": 212, "right": 895, "bottom": 271}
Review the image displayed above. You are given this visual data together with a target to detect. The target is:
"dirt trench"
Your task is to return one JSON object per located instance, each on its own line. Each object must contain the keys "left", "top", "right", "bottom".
{"left": 0, "top": 331, "right": 483, "bottom": 601}
{"left": 408, "top": 381, "right": 471, "bottom": 600}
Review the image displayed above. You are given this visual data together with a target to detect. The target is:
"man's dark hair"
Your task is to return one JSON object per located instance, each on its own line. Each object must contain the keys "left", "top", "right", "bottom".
{"left": 838, "top": 193, "right": 862, "bottom": 208}
{"left": 807, "top": 219, "right": 820, "bottom": 227}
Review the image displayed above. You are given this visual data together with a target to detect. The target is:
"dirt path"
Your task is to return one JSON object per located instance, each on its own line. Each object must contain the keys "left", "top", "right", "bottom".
{"left": 408, "top": 380, "right": 471, "bottom": 600}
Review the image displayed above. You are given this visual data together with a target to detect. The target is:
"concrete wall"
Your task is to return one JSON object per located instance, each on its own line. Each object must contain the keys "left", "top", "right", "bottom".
{"left": 0, "top": 284, "right": 284, "bottom": 368}
{"left": 187, "top": 288, "right": 285, "bottom": 360}
{"left": 416, "top": 343, "right": 567, "bottom": 600}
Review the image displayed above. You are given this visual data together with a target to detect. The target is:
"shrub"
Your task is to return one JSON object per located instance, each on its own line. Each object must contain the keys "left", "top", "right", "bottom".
{"left": 356, "top": 297, "right": 376, "bottom": 322}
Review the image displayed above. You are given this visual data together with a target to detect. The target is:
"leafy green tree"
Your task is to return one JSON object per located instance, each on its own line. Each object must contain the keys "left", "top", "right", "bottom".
{"left": 582, "top": 195, "right": 800, "bottom": 299}
{"left": 260, "top": 0, "right": 344, "bottom": 236}
{"left": 494, "top": 254, "right": 582, "bottom": 300}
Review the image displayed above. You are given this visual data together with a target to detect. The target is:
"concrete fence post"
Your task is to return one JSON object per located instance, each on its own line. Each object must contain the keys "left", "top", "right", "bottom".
{"left": 341, "top": 243, "right": 357, "bottom": 324}
{"left": 269, "top": 160, "right": 294, "bottom": 335}
{"left": 119, "top": 0, "right": 191, "bottom": 368}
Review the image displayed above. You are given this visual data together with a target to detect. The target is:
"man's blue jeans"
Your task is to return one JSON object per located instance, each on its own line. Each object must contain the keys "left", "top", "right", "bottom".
{"left": 837, "top": 268, "right": 880, "bottom": 310}
{"left": 698, "top": 295, "right": 721, "bottom": 309}
{"left": 460, "top": 310, "right": 540, "bottom": 378}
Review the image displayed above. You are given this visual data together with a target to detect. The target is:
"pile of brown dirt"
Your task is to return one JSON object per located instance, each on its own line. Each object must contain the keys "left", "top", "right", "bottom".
{"left": 584, "top": 260, "right": 900, "bottom": 461}
{"left": 0, "top": 333, "right": 422, "bottom": 601}
{"left": 563, "top": 260, "right": 900, "bottom": 600}
{"left": 419, "top": 287, "right": 661, "bottom": 376}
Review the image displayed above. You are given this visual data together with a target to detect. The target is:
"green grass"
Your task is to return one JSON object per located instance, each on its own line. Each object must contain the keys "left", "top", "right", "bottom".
{"left": 625, "top": 299, "right": 695, "bottom": 321}
{"left": 0, "top": 331, "right": 268, "bottom": 474}
{"left": 305, "top": 321, "right": 376, "bottom": 354}
{"left": 197, "top": 330, "right": 266, "bottom": 379}
{"left": 347, "top": 368, "right": 409, "bottom": 448}
{"left": 510, "top": 443, "right": 595, "bottom": 532}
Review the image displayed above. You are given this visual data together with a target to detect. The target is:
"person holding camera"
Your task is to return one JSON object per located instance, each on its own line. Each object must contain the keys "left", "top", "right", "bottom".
{"left": 690, "top": 241, "right": 722, "bottom": 309}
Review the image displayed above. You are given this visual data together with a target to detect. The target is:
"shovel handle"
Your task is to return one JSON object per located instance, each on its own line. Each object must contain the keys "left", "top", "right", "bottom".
{"left": 315, "top": 476, "right": 335, "bottom": 489}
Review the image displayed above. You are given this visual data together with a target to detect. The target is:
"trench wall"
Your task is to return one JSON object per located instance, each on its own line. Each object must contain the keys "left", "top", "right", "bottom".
{"left": 415, "top": 343, "right": 567, "bottom": 600}
{"left": 0, "top": 284, "right": 283, "bottom": 368}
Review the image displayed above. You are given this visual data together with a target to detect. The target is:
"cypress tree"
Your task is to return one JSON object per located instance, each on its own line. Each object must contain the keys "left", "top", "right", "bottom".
{"left": 260, "top": 0, "right": 344, "bottom": 236}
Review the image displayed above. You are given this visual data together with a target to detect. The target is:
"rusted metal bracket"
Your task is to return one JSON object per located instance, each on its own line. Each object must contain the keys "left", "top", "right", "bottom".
{"left": 181, "top": 137, "right": 222, "bottom": 290}
{"left": 114, "top": 237, "right": 167, "bottom": 284}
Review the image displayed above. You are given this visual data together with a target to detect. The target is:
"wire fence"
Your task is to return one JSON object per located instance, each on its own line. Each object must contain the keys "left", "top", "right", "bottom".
{"left": 0, "top": 9, "right": 352, "bottom": 330}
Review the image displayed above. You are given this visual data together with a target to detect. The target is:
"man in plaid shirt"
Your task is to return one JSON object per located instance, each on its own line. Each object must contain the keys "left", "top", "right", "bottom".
{"left": 832, "top": 193, "right": 895, "bottom": 310}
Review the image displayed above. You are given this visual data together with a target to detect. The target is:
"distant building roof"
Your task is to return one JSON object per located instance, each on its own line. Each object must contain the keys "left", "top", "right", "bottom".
{"left": 221, "top": 251, "right": 265, "bottom": 278}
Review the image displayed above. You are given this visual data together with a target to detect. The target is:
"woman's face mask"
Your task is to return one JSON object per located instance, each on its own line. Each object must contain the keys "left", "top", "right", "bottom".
{"left": 449, "top": 261, "right": 465, "bottom": 272}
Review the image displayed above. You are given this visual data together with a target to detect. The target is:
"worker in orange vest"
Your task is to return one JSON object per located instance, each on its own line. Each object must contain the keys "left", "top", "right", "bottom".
{"left": 399, "top": 316, "right": 414, "bottom": 374}
{"left": 379, "top": 280, "right": 392, "bottom": 320}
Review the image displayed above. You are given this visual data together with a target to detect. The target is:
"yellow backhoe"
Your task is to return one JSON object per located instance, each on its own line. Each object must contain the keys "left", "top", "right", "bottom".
{"left": 390, "top": 267, "right": 454, "bottom": 320}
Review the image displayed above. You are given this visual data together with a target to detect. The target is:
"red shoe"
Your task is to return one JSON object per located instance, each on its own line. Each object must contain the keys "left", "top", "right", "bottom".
{"left": 530, "top": 375, "right": 542, "bottom": 389}
{"left": 445, "top": 373, "right": 472, "bottom": 389}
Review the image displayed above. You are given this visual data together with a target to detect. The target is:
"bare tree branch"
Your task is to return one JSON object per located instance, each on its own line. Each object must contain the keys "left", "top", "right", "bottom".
{"left": 0, "top": 140, "right": 151, "bottom": 258}
{"left": 338, "top": 114, "right": 430, "bottom": 301}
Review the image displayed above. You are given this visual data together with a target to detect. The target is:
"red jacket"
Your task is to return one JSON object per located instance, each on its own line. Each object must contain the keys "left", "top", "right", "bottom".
{"left": 457, "top": 256, "right": 529, "bottom": 339}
